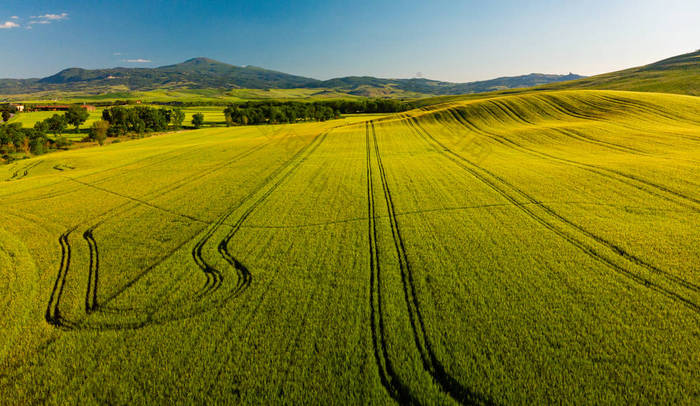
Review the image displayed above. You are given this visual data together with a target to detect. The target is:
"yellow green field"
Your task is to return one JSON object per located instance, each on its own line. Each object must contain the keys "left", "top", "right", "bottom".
{"left": 2, "top": 87, "right": 375, "bottom": 104}
{"left": 6, "top": 107, "right": 225, "bottom": 140}
{"left": 7, "top": 110, "right": 104, "bottom": 133}
{"left": 0, "top": 89, "right": 698, "bottom": 404}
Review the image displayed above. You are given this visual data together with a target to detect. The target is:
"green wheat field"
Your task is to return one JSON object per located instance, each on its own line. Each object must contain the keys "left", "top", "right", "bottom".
{"left": 1, "top": 90, "right": 699, "bottom": 404}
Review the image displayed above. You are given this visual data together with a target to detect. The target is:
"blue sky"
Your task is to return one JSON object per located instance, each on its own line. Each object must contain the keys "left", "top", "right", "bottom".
{"left": 1, "top": 0, "right": 699, "bottom": 82}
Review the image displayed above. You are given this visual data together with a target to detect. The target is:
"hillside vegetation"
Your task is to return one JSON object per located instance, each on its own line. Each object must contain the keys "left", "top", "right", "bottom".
{"left": 0, "top": 89, "right": 698, "bottom": 404}
{"left": 0, "top": 58, "right": 316, "bottom": 93}
{"left": 541, "top": 50, "right": 700, "bottom": 95}
{"left": 410, "top": 50, "right": 700, "bottom": 108}
{"left": 0, "top": 58, "right": 581, "bottom": 99}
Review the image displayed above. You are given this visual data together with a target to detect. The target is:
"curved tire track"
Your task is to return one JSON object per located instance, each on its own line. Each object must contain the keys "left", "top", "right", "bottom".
{"left": 446, "top": 105, "right": 700, "bottom": 211}
{"left": 194, "top": 128, "right": 330, "bottom": 297}
{"left": 45, "top": 135, "right": 278, "bottom": 328}
{"left": 406, "top": 117, "right": 699, "bottom": 312}
{"left": 45, "top": 229, "right": 76, "bottom": 327}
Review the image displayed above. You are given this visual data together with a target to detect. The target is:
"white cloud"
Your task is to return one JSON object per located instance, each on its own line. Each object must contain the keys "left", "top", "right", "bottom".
{"left": 34, "top": 13, "right": 68, "bottom": 21}
{"left": 0, "top": 21, "right": 19, "bottom": 29}
{"left": 113, "top": 52, "right": 122, "bottom": 56}
{"left": 125, "top": 59, "right": 152, "bottom": 63}
{"left": 10, "top": 16, "right": 19, "bottom": 20}
{"left": 28, "top": 12, "right": 68, "bottom": 25}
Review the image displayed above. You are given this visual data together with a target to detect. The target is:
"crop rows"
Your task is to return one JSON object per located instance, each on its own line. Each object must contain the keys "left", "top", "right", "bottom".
{"left": 1, "top": 91, "right": 698, "bottom": 404}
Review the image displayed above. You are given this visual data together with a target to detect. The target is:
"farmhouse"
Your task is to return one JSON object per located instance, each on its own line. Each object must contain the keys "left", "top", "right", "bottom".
{"left": 10, "top": 104, "right": 24, "bottom": 112}
{"left": 29, "top": 104, "right": 96, "bottom": 112}
{"left": 31, "top": 105, "right": 71, "bottom": 111}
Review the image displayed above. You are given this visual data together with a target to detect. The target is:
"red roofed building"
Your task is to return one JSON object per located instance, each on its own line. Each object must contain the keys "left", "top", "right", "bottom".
{"left": 29, "top": 104, "right": 96, "bottom": 112}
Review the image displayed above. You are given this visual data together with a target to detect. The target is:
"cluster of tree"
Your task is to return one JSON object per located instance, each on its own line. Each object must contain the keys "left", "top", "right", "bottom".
{"left": 223, "top": 103, "right": 337, "bottom": 125}
{"left": 0, "top": 105, "right": 92, "bottom": 159}
{"left": 1, "top": 104, "right": 19, "bottom": 123}
{"left": 0, "top": 123, "right": 52, "bottom": 156}
{"left": 192, "top": 113, "right": 204, "bottom": 129}
{"left": 101, "top": 106, "right": 185, "bottom": 136}
{"left": 90, "top": 120, "right": 110, "bottom": 146}
{"left": 1, "top": 106, "right": 113, "bottom": 159}
{"left": 15, "top": 106, "right": 92, "bottom": 137}
{"left": 222, "top": 99, "right": 409, "bottom": 126}
{"left": 33, "top": 114, "right": 67, "bottom": 135}
{"left": 310, "top": 98, "right": 409, "bottom": 114}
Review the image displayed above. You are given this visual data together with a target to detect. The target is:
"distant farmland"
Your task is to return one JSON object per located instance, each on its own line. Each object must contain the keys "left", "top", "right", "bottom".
{"left": 0, "top": 90, "right": 698, "bottom": 404}
{"left": 8, "top": 106, "right": 227, "bottom": 132}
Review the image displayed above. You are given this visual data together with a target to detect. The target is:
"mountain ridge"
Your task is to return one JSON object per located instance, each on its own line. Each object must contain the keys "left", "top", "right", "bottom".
{"left": 0, "top": 58, "right": 583, "bottom": 96}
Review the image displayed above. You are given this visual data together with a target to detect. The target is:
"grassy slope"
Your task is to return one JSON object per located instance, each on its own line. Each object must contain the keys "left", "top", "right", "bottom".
{"left": 541, "top": 50, "right": 700, "bottom": 95}
{"left": 0, "top": 90, "right": 698, "bottom": 404}
{"left": 412, "top": 50, "right": 700, "bottom": 108}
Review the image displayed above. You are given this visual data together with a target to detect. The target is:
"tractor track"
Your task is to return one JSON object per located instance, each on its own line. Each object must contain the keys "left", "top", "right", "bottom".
{"left": 596, "top": 94, "right": 698, "bottom": 124}
{"left": 365, "top": 122, "right": 419, "bottom": 404}
{"left": 214, "top": 129, "right": 330, "bottom": 285}
{"left": 194, "top": 128, "right": 330, "bottom": 297}
{"left": 44, "top": 229, "right": 76, "bottom": 326}
{"left": 533, "top": 94, "right": 603, "bottom": 121}
{"left": 83, "top": 229, "right": 99, "bottom": 313}
{"left": 371, "top": 121, "right": 495, "bottom": 405}
{"left": 103, "top": 127, "right": 331, "bottom": 320}
{"left": 485, "top": 98, "right": 648, "bottom": 155}
{"left": 45, "top": 134, "right": 278, "bottom": 328}
{"left": 53, "top": 164, "right": 75, "bottom": 171}
{"left": 76, "top": 136, "right": 275, "bottom": 321}
{"left": 201, "top": 127, "right": 346, "bottom": 398}
{"left": 6, "top": 160, "right": 43, "bottom": 182}
{"left": 446, "top": 107, "right": 700, "bottom": 212}
{"left": 3, "top": 141, "right": 193, "bottom": 201}
{"left": 531, "top": 93, "right": 692, "bottom": 138}
{"left": 406, "top": 117, "right": 699, "bottom": 312}
{"left": 566, "top": 94, "right": 700, "bottom": 139}
{"left": 64, "top": 125, "right": 336, "bottom": 331}
{"left": 486, "top": 99, "right": 535, "bottom": 125}
{"left": 552, "top": 127, "right": 647, "bottom": 155}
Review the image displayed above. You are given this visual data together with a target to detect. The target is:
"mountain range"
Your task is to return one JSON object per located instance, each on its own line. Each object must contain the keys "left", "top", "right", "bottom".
{"left": 0, "top": 58, "right": 583, "bottom": 96}
{"left": 2, "top": 50, "right": 698, "bottom": 99}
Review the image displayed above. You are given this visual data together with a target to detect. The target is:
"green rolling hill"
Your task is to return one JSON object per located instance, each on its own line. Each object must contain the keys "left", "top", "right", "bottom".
{"left": 542, "top": 49, "right": 700, "bottom": 96}
{"left": 410, "top": 49, "right": 700, "bottom": 107}
{"left": 0, "top": 58, "right": 582, "bottom": 98}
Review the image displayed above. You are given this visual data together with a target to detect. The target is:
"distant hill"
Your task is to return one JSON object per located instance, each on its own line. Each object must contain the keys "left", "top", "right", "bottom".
{"left": 542, "top": 49, "right": 700, "bottom": 96}
{"left": 0, "top": 58, "right": 583, "bottom": 98}
{"left": 3, "top": 58, "right": 319, "bottom": 92}
{"left": 410, "top": 50, "right": 700, "bottom": 107}
{"left": 307, "top": 73, "right": 584, "bottom": 95}
{"left": 3, "top": 50, "right": 699, "bottom": 100}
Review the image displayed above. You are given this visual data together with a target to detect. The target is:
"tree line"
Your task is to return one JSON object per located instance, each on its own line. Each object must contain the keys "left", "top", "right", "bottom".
{"left": 101, "top": 106, "right": 187, "bottom": 136}
{"left": 0, "top": 123, "right": 53, "bottom": 156}
{"left": 1, "top": 105, "right": 93, "bottom": 157}
{"left": 223, "top": 99, "right": 409, "bottom": 126}
{"left": 1, "top": 105, "right": 192, "bottom": 160}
